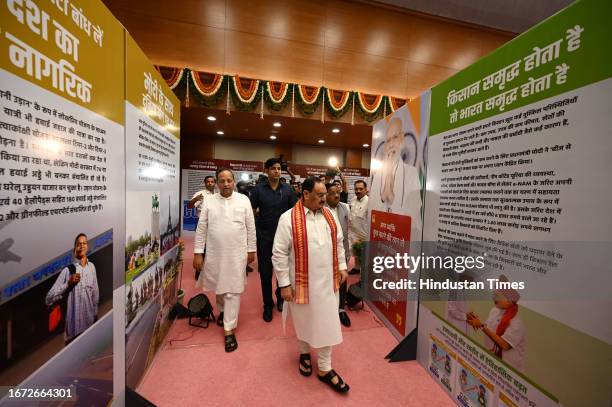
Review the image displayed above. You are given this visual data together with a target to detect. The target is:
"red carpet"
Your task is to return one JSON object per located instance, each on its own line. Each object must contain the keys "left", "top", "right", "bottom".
{"left": 137, "top": 236, "right": 454, "bottom": 407}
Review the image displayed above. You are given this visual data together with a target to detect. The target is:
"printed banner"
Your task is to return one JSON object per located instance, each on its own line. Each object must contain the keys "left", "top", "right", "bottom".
{"left": 0, "top": 0, "right": 124, "bottom": 400}
{"left": 419, "top": 1, "right": 612, "bottom": 407}
{"left": 124, "top": 33, "right": 181, "bottom": 389}
{"left": 366, "top": 94, "right": 430, "bottom": 338}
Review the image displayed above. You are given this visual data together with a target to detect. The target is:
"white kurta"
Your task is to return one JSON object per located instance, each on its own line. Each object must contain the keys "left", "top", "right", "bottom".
{"left": 484, "top": 307, "right": 527, "bottom": 372}
{"left": 194, "top": 192, "right": 256, "bottom": 294}
{"left": 272, "top": 207, "right": 347, "bottom": 348}
{"left": 192, "top": 189, "right": 214, "bottom": 218}
{"left": 348, "top": 195, "right": 369, "bottom": 246}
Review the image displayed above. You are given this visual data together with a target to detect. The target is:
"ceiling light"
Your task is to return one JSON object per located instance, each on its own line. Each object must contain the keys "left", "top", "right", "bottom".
{"left": 332, "top": 128, "right": 340, "bottom": 134}
{"left": 269, "top": 135, "right": 277, "bottom": 140}
{"left": 207, "top": 116, "right": 216, "bottom": 121}
{"left": 318, "top": 139, "right": 325, "bottom": 144}
{"left": 216, "top": 130, "right": 224, "bottom": 135}
{"left": 362, "top": 143, "right": 369, "bottom": 147}
{"left": 273, "top": 122, "right": 281, "bottom": 128}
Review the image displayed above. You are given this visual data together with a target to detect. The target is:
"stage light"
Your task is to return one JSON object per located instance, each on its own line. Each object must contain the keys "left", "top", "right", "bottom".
{"left": 328, "top": 157, "right": 338, "bottom": 167}
{"left": 187, "top": 294, "right": 215, "bottom": 328}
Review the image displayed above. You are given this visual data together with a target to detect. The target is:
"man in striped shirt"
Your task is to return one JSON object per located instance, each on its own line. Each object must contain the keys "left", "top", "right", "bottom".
{"left": 46, "top": 233, "right": 99, "bottom": 344}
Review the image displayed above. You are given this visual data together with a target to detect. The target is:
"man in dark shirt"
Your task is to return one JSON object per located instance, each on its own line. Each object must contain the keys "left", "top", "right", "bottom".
{"left": 250, "top": 158, "right": 298, "bottom": 321}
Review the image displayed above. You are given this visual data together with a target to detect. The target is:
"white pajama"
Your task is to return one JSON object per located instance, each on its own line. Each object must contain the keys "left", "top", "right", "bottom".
{"left": 216, "top": 293, "right": 241, "bottom": 331}
{"left": 298, "top": 340, "right": 333, "bottom": 372}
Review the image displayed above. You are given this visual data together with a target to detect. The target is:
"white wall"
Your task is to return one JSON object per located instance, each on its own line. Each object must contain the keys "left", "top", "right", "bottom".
{"left": 292, "top": 145, "right": 345, "bottom": 166}
{"left": 214, "top": 139, "right": 275, "bottom": 162}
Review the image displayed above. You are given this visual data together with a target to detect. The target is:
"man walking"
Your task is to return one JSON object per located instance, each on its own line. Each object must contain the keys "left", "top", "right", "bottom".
{"left": 272, "top": 177, "right": 350, "bottom": 393}
{"left": 250, "top": 158, "right": 297, "bottom": 322}
{"left": 348, "top": 180, "right": 369, "bottom": 275}
{"left": 188, "top": 175, "right": 216, "bottom": 280}
{"left": 194, "top": 168, "right": 256, "bottom": 352}
{"left": 325, "top": 183, "right": 351, "bottom": 327}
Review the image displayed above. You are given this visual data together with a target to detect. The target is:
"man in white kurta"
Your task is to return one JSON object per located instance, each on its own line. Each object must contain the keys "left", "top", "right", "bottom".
{"left": 272, "top": 177, "right": 350, "bottom": 392}
{"left": 348, "top": 180, "right": 369, "bottom": 274}
{"left": 194, "top": 169, "right": 256, "bottom": 352}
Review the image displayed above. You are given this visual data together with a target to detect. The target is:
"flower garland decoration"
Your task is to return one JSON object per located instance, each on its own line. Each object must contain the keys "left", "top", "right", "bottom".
{"left": 189, "top": 70, "right": 228, "bottom": 107}
{"left": 264, "top": 81, "right": 292, "bottom": 111}
{"left": 155, "top": 66, "right": 185, "bottom": 90}
{"left": 325, "top": 88, "right": 353, "bottom": 118}
{"left": 388, "top": 96, "right": 407, "bottom": 113}
{"left": 356, "top": 92, "right": 385, "bottom": 122}
{"left": 230, "top": 75, "right": 262, "bottom": 111}
{"left": 296, "top": 84, "right": 322, "bottom": 116}
{"left": 159, "top": 66, "right": 412, "bottom": 122}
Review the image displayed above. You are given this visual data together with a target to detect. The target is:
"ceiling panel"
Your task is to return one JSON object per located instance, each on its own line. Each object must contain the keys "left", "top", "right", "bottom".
{"left": 225, "top": 30, "right": 324, "bottom": 84}
{"left": 405, "top": 60, "right": 458, "bottom": 92}
{"left": 114, "top": 10, "right": 226, "bottom": 71}
{"left": 226, "top": 0, "right": 326, "bottom": 46}
{"left": 182, "top": 107, "right": 372, "bottom": 149}
{"left": 368, "top": 0, "right": 573, "bottom": 34}
{"left": 324, "top": 48, "right": 407, "bottom": 96}
{"left": 324, "top": 0, "right": 414, "bottom": 60}
{"left": 103, "top": 0, "right": 226, "bottom": 29}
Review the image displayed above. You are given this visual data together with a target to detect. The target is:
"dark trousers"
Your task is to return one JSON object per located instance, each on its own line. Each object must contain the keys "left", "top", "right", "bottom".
{"left": 257, "top": 238, "right": 280, "bottom": 307}
{"left": 339, "top": 280, "right": 347, "bottom": 310}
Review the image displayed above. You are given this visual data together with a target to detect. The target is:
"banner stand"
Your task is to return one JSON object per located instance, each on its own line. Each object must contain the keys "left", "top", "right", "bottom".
{"left": 385, "top": 327, "right": 419, "bottom": 362}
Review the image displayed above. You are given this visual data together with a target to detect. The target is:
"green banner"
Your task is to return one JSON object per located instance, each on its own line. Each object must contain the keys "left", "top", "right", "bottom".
{"left": 430, "top": 0, "right": 612, "bottom": 136}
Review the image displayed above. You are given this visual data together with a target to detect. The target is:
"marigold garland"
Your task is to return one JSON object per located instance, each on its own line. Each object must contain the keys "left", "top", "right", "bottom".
{"left": 264, "top": 81, "right": 292, "bottom": 111}
{"left": 230, "top": 75, "right": 262, "bottom": 111}
{"left": 159, "top": 66, "right": 412, "bottom": 121}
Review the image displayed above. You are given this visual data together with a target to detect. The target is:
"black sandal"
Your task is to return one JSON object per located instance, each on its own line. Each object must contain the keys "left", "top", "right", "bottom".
{"left": 224, "top": 334, "right": 237, "bottom": 353}
{"left": 318, "top": 369, "right": 349, "bottom": 393}
{"left": 217, "top": 312, "right": 224, "bottom": 327}
{"left": 298, "top": 353, "right": 312, "bottom": 377}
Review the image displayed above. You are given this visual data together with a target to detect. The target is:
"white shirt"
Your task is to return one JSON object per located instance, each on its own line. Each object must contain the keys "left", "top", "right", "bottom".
{"left": 349, "top": 195, "right": 369, "bottom": 245}
{"left": 272, "top": 206, "right": 347, "bottom": 348}
{"left": 192, "top": 189, "right": 214, "bottom": 218}
{"left": 484, "top": 307, "right": 527, "bottom": 371}
{"left": 194, "top": 192, "right": 256, "bottom": 294}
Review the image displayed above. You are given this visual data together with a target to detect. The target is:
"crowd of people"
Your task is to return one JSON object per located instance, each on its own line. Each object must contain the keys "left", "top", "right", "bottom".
{"left": 191, "top": 158, "right": 370, "bottom": 393}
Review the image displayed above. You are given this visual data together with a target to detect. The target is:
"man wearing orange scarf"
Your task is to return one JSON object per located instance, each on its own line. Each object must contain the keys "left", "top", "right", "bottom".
{"left": 272, "top": 177, "right": 350, "bottom": 393}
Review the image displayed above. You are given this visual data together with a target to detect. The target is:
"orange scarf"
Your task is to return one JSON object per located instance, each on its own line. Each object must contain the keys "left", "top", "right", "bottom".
{"left": 493, "top": 304, "right": 518, "bottom": 357}
{"left": 291, "top": 200, "right": 339, "bottom": 304}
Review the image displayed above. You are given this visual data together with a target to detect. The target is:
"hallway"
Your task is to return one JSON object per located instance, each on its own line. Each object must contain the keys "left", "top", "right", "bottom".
{"left": 137, "top": 236, "right": 454, "bottom": 406}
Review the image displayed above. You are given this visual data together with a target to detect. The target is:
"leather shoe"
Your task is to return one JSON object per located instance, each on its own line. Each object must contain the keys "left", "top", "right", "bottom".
{"left": 276, "top": 298, "right": 284, "bottom": 312}
{"left": 339, "top": 311, "right": 351, "bottom": 327}
{"left": 263, "top": 306, "right": 273, "bottom": 322}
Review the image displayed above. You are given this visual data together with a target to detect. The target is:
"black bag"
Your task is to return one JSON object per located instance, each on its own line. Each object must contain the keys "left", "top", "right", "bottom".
{"left": 187, "top": 294, "right": 215, "bottom": 328}
{"left": 346, "top": 281, "right": 364, "bottom": 310}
